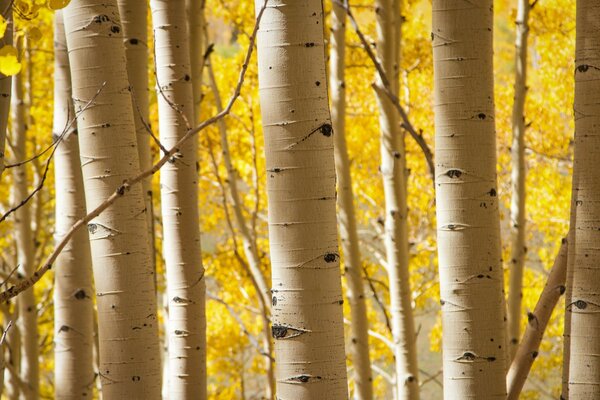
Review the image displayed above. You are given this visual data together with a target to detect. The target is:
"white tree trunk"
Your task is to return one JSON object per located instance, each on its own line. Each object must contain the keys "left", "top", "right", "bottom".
{"left": 151, "top": 0, "right": 206, "bottom": 397}
{"left": 330, "top": 2, "right": 373, "bottom": 399}
{"left": 63, "top": 1, "right": 161, "bottom": 397}
{"left": 185, "top": 0, "right": 206, "bottom": 124}
{"left": 254, "top": 1, "right": 348, "bottom": 398}
{"left": 432, "top": 1, "right": 507, "bottom": 398}
{"left": 0, "top": 0, "right": 12, "bottom": 177}
{"left": 53, "top": 11, "right": 95, "bottom": 399}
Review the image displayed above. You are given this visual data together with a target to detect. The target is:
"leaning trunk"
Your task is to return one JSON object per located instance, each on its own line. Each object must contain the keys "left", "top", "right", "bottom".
{"left": 432, "top": 1, "right": 507, "bottom": 398}
{"left": 254, "top": 0, "right": 348, "bottom": 397}
{"left": 150, "top": 0, "right": 207, "bottom": 397}
{"left": 567, "top": 2, "right": 600, "bottom": 398}
{"left": 53, "top": 11, "right": 96, "bottom": 399}
{"left": 330, "top": 2, "right": 373, "bottom": 399}
{"left": 63, "top": 1, "right": 161, "bottom": 397}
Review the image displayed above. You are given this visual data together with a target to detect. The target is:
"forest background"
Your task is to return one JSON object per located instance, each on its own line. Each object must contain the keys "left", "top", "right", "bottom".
{"left": 0, "top": 0, "right": 573, "bottom": 398}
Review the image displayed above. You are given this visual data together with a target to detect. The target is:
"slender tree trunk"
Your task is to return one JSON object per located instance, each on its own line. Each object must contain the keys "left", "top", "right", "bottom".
{"left": 185, "top": 0, "right": 206, "bottom": 124}
{"left": 567, "top": 2, "right": 600, "bottom": 397}
{"left": 0, "top": 0, "right": 12, "bottom": 177}
{"left": 374, "top": 0, "right": 419, "bottom": 397}
{"left": 52, "top": 12, "right": 95, "bottom": 399}
{"left": 432, "top": 1, "right": 507, "bottom": 398}
{"left": 507, "top": 239, "right": 567, "bottom": 400}
{"left": 11, "top": 59, "right": 39, "bottom": 400}
{"left": 150, "top": 0, "right": 206, "bottom": 397}
{"left": 5, "top": 320, "right": 20, "bottom": 400}
{"left": 507, "top": 0, "right": 531, "bottom": 360}
{"left": 330, "top": 2, "right": 373, "bottom": 399}
{"left": 63, "top": 1, "right": 161, "bottom": 397}
{"left": 254, "top": 1, "right": 348, "bottom": 398}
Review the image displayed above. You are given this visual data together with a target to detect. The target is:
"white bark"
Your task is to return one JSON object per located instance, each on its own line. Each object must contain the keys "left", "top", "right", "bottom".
{"left": 0, "top": 0, "right": 12, "bottom": 177}
{"left": 254, "top": 1, "right": 348, "bottom": 398}
{"left": 63, "top": 1, "right": 161, "bottom": 397}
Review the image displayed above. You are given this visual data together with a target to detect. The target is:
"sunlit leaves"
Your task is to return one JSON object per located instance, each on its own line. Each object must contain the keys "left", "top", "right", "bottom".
{"left": 47, "top": 0, "right": 70, "bottom": 10}
{"left": 0, "top": 45, "right": 21, "bottom": 75}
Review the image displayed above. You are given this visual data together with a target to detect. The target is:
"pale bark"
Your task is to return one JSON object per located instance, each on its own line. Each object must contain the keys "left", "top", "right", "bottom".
{"left": 254, "top": 0, "right": 348, "bottom": 398}
{"left": 0, "top": 0, "right": 12, "bottom": 177}
{"left": 11, "top": 58, "right": 39, "bottom": 400}
{"left": 432, "top": 1, "right": 507, "bottom": 398}
{"left": 63, "top": 1, "right": 161, "bottom": 397}
{"left": 207, "top": 63, "right": 275, "bottom": 400}
{"left": 53, "top": 12, "right": 95, "bottom": 399}
{"left": 116, "top": 0, "right": 155, "bottom": 288}
{"left": 330, "top": 2, "right": 373, "bottom": 399}
{"left": 151, "top": 0, "right": 206, "bottom": 397}
{"left": 5, "top": 313, "right": 20, "bottom": 400}
{"left": 374, "top": 0, "right": 419, "bottom": 397}
{"left": 185, "top": 0, "right": 206, "bottom": 123}
{"left": 567, "top": 2, "right": 600, "bottom": 397}
{"left": 508, "top": 0, "right": 531, "bottom": 360}
{"left": 507, "top": 240, "right": 567, "bottom": 400}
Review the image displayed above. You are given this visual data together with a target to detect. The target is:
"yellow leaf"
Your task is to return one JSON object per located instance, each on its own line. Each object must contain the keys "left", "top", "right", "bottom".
{"left": 27, "top": 27, "right": 42, "bottom": 42}
{"left": 0, "top": 15, "right": 6, "bottom": 39}
{"left": 47, "top": 0, "right": 70, "bottom": 10}
{"left": 0, "top": 45, "right": 21, "bottom": 76}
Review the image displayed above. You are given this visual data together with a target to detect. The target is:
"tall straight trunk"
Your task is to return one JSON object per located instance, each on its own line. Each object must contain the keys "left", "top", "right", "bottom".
{"left": 0, "top": 0, "right": 12, "bottom": 177}
{"left": 63, "top": 1, "right": 161, "bottom": 397}
{"left": 11, "top": 61, "right": 39, "bottom": 400}
{"left": 374, "top": 0, "right": 419, "bottom": 397}
{"left": 567, "top": 2, "right": 600, "bottom": 397}
{"left": 254, "top": 1, "right": 348, "bottom": 398}
{"left": 432, "top": 1, "right": 507, "bottom": 398}
{"left": 53, "top": 12, "right": 95, "bottom": 399}
{"left": 185, "top": 0, "right": 206, "bottom": 124}
{"left": 329, "top": 2, "right": 373, "bottom": 399}
{"left": 150, "top": 0, "right": 206, "bottom": 397}
{"left": 507, "top": 0, "right": 531, "bottom": 360}
{"left": 116, "top": 0, "right": 155, "bottom": 282}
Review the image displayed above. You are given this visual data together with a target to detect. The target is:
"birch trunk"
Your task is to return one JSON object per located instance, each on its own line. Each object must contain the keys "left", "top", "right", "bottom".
{"left": 11, "top": 62, "right": 39, "bottom": 400}
{"left": 432, "top": 1, "right": 507, "bottom": 398}
{"left": 53, "top": 12, "right": 95, "bottom": 399}
{"left": 330, "top": 2, "right": 373, "bottom": 399}
{"left": 374, "top": 0, "right": 419, "bottom": 397}
{"left": 63, "top": 1, "right": 161, "bottom": 397}
{"left": 185, "top": 0, "right": 206, "bottom": 123}
{"left": 567, "top": 2, "right": 600, "bottom": 397}
{"left": 255, "top": 1, "right": 348, "bottom": 398}
{"left": 0, "top": 0, "right": 12, "bottom": 177}
{"left": 507, "top": 0, "right": 531, "bottom": 360}
{"left": 151, "top": 0, "right": 206, "bottom": 397}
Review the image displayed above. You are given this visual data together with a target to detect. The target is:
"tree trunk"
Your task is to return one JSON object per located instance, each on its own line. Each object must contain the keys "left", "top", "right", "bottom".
{"left": 0, "top": 0, "right": 12, "bottom": 177}
{"left": 329, "top": 2, "right": 373, "bottom": 399}
{"left": 432, "top": 1, "right": 507, "bottom": 398}
{"left": 507, "top": 0, "right": 531, "bottom": 360}
{"left": 185, "top": 0, "right": 206, "bottom": 124}
{"left": 53, "top": 11, "right": 95, "bottom": 399}
{"left": 63, "top": 1, "right": 161, "bottom": 397}
{"left": 254, "top": 1, "right": 348, "bottom": 398}
{"left": 567, "top": 2, "right": 600, "bottom": 397}
{"left": 11, "top": 55, "right": 39, "bottom": 400}
{"left": 374, "top": 0, "right": 420, "bottom": 397}
{"left": 150, "top": 0, "right": 206, "bottom": 397}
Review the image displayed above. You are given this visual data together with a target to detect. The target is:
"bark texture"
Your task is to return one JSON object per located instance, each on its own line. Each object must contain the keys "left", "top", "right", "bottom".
{"left": 507, "top": 240, "right": 567, "bottom": 400}
{"left": 53, "top": 12, "right": 95, "bottom": 399}
{"left": 432, "top": 1, "right": 507, "bottom": 398}
{"left": 0, "top": 0, "right": 11, "bottom": 176}
{"left": 185, "top": 0, "right": 206, "bottom": 123}
{"left": 151, "top": 0, "right": 206, "bottom": 397}
{"left": 63, "top": 1, "right": 161, "bottom": 397}
{"left": 255, "top": 1, "right": 348, "bottom": 398}
{"left": 330, "top": 2, "right": 373, "bottom": 399}
{"left": 374, "top": 0, "right": 420, "bottom": 397}
{"left": 567, "top": 2, "right": 600, "bottom": 398}
{"left": 508, "top": 0, "right": 531, "bottom": 360}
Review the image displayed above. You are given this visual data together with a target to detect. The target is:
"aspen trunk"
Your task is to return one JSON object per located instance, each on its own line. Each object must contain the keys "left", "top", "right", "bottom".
{"left": 63, "top": 1, "right": 161, "bottom": 397}
{"left": 150, "top": 0, "right": 206, "bottom": 397}
{"left": 5, "top": 322, "right": 20, "bottom": 400}
{"left": 432, "top": 1, "right": 507, "bottom": 398}
{"left": 11, "top": 63, "right": 39, "bottom": 400}
{"left": 185, "top": 0, "right": 206, "bottom": 123}
{"left": 255, "top": 1, "right": 348, "bottom": 398}
{"left": 567, "top": 2, "right": 600, "bottom": 397}
{"left": 116, "top": 0, "right": 155, "bottom": 289}
{"left": 0, "top": 0, "right": 11, "bottom": 177}
{"left": 562, "top": 193, "right": 578, "bottom": 399}
{"left": 507, "top": 0, "right": 531, "bottom": 360}
{"left": 374, "top": 0, "right": 419, "bottom": 397}
{"left": 53, "top": 12, "right": 95, "bottom": 399}
{"left": 329, "top": 2, "right": 373, "bottom": 399}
